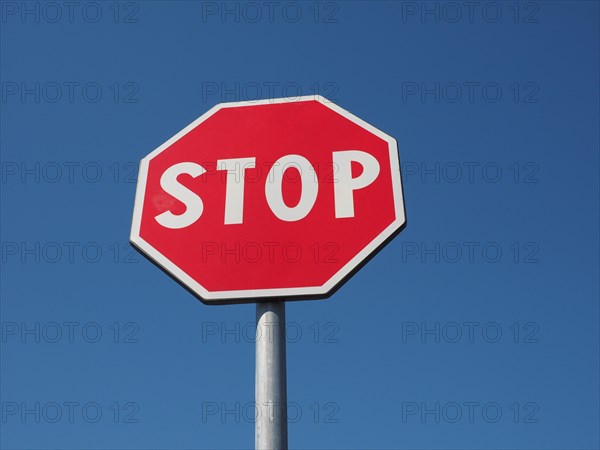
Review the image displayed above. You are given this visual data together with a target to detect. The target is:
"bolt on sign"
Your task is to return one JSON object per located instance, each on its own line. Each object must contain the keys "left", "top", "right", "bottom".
{"left": 130, "top": 96, "right": 406, "bottom": 304}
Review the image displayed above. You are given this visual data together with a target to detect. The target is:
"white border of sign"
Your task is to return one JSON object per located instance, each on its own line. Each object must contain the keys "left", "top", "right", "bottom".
{"left": 130, "top": 96, "right": 406, "bottom": 303}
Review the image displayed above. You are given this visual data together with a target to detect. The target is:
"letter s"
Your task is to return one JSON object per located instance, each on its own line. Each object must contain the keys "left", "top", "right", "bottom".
{"left": 155, "top": 162, "right": 205, "bottom": 229}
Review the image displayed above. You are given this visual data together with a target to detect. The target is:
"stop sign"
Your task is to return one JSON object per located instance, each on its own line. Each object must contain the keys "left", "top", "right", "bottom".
{"left": 130, "top": 96, "right": 406, "bottom": 304}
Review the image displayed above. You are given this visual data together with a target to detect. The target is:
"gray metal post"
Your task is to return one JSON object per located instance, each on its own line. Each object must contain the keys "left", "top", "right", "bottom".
{"left": 255, "top": 302, "right": 288, "bottom": 450}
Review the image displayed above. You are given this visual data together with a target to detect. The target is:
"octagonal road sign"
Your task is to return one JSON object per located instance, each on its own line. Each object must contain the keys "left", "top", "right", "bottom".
{"left": 130, "top": 96, "right": 406, "bottom": 304}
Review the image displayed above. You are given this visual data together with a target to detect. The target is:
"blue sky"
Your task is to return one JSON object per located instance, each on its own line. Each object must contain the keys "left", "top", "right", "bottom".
{"left": 1, "top": 1, "right": 598, "bottom": 449}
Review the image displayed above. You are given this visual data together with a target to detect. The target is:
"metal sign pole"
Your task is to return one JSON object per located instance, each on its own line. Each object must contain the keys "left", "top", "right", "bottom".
{"left": 255, "top": 301, "right": 288, "bottom": 450}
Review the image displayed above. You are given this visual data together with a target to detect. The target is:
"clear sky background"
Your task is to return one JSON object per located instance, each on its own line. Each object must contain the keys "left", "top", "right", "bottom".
{"left": 1, "top": 1, "right": 598, "bottom": 449}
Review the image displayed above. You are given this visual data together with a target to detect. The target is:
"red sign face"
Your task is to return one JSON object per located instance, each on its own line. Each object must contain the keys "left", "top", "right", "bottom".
{"left": 130, "top": 96, "right": 406, "bottom": 304}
